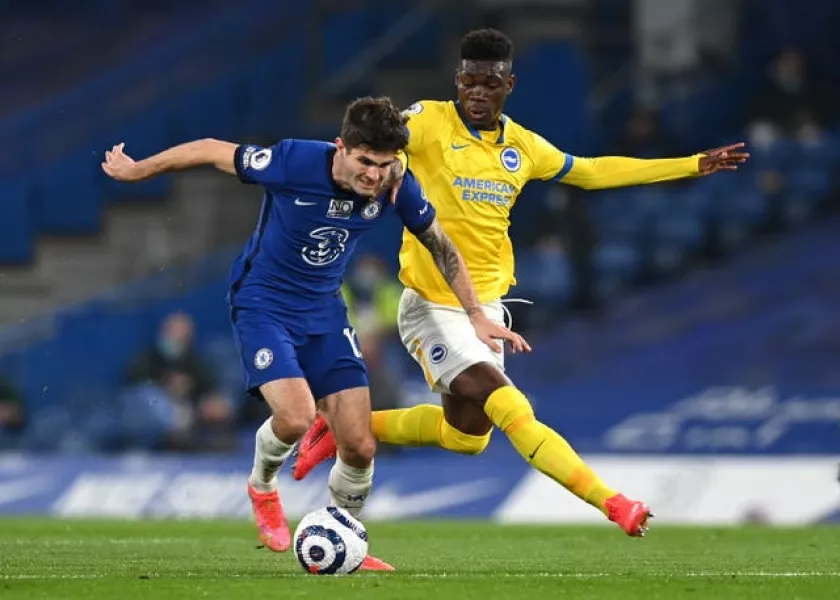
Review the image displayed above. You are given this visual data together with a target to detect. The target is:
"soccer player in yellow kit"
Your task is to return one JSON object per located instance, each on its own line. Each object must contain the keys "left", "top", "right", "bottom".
{"left": 294, "top": 29, "right": 749, "bottom": 537}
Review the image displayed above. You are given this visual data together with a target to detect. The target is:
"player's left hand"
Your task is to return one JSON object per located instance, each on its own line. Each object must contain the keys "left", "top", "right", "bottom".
{"left": 470, "top": 314, "right": 532, "bottom": 355}
{"left": 380, "top": 160, "right": 405, "bottom": 204}
{"left": 101, "top": 143, "right": 145, "bottom": 181}
{"left": 698, "top": 142, "right": 750, "bottom": 175}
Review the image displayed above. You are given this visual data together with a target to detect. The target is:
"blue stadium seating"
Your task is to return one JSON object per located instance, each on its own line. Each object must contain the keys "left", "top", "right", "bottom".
{"left": 320, "top": 9, "right": 373, "bottom": 82}
{"left": 1, "top": 1, "right": 839, "bottom": 450}
{"left": 0, "top": 178, "right": 33, "bottom": 263}
{"left": 34, "top": 153, "right": 102, "bottom": 234}
{"left": 375, "top": 6, "right": 445, "bottom": 68}
{"left": 513, "top": 249, "right": 573, "bottom": 305}
{"left": 0, "top": 0, "right": 308, "bottom": 259}
{"left": 593, "top": 240, "right": 643, "bottom": 299}
{"left": 505, "top": 41, "right": 592, "bottom": 154}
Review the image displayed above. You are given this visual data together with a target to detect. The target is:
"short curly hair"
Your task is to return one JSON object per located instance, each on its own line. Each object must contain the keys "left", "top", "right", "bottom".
{"left": 460, "top": 28, "right": 514, "bottom": 63}
{"left": 340, "top": 96, "right": 409, "bottom": 152}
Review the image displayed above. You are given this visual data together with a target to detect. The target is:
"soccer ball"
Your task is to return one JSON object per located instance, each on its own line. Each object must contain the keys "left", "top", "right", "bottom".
{"left": 293, "top": 506, "right": 368, "bottom": 575}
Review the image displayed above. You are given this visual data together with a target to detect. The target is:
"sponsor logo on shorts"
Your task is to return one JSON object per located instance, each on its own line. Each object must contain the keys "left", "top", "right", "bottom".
{"left": 430, "top": 344, "right": 448, "bottom": 364}
{"left": 254, "top": 348, "right": 273, "bottom": 370}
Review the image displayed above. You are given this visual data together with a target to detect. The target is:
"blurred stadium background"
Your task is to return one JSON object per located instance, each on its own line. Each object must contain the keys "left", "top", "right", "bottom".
{"left": 1, "top": 0, "right": 839, "bottom": 527}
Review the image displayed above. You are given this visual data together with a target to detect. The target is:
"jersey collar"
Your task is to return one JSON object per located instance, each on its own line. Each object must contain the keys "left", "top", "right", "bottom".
{"left": 454, "top": 101, "right": 507, "bottom": 144}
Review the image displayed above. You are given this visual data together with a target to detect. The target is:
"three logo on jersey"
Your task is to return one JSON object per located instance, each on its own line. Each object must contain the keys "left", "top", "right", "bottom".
{"left": 297, "top": 199, "right": 382, "bottom": 267}
{"left": 301, "top": 227, "right": 350, "bottom": 267}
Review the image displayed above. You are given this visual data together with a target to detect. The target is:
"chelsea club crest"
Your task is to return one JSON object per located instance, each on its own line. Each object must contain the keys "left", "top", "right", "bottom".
{"left": 362, "top": 201, "right": 382, "bottom": 220}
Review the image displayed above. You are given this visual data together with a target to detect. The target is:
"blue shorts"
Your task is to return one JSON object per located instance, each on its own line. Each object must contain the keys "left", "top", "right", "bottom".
{"left": 230, "top": 307, "right": 368, "bottom": 401}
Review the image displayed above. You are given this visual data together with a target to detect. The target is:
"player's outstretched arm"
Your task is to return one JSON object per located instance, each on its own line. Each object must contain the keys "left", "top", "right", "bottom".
{"left": 559, "top": 143, "right": 750, "bottom": 190}
{"left": 101, "top": 139, "right": 238, "bottom": 182}
{"left": 414, "top": 219, "right": 531, "bottom": 354}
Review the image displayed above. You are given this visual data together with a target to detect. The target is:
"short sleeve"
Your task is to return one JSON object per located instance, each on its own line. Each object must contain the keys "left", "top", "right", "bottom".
{"left": 528, "top": 131, "right": 575, "bottom": 182}
{"left": 402, "top": 101, "right": 442, "bottom": 156}
{"left": 234, "top": 140, "right": 289, "bottom": 187}
{"left": 394, "top": 170, "right": 436, "bottom": 234}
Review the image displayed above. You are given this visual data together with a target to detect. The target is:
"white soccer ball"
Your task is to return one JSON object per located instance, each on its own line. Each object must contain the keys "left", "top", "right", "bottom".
{"left": 293, "top": 506, "right": 368, "bottom": 575}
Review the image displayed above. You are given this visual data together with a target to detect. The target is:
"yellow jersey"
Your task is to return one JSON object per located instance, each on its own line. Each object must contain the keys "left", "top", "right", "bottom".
{"left": 398, "top": 100, "right": 702, "bottom": 306}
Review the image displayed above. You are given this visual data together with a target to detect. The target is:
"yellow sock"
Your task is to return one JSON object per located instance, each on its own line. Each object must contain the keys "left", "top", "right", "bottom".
{"left": 485, "top": 386, "right": 616, "bottom": 515}
{"left": 371, "top": 405, "right": 441, "bottom": 446}
{"left": 370, "top": 405, "right": 490, "bottom": 455}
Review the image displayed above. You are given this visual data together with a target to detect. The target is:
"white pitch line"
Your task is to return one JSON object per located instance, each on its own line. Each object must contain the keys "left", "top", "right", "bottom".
{"left": 3, "top": 571, "right": 840, "bottom": 581}
{"left": 365, "top": 572, "right": 840, "bottom": 579}
{"left": 2, "top": 574, "right": 108, "bottom": 580}
{"left": 0, "top": 537, "right": 244, "bottom": 547}
{"left": 417, "top": 572, "right": 840, "bottom": 579}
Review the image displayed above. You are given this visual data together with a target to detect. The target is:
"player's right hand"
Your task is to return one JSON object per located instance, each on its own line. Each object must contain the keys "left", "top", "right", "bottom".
{"left": 470, "top": 314, "right": 532, "bottom": 355}
{"left": 698, "top": 142, "right": 750, "bottom": 175}
{"left": 101, "top": 143, "right": 144, "bottom": 181}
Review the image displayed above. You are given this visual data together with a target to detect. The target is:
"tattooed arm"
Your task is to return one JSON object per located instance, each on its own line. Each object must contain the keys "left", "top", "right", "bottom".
{"left": 413, "top": 219, "right": 530, "bottom": 354}
{"left": 415, "top": 219, "right": 483, "bottom": 319}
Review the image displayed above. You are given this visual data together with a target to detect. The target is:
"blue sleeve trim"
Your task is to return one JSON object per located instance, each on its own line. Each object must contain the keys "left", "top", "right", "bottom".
{"left": 397, "top": 170, "right": 436, "bottom": 234}
{"left": 552, "top": 153, "right": 575, "bottom": 182}
{"left": 233, "top": 145, "right": 253, "bottom": 184}
{"left": 407, "top": 208, "right": 436, "bottom": 235}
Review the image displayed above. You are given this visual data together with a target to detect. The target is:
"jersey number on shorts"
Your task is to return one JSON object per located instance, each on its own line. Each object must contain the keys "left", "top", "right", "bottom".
{"left": 301, "top": 227, "right": 350, "bottom": 266}
{"left": 343, "top": 327, "right": 363, "bottom": 359}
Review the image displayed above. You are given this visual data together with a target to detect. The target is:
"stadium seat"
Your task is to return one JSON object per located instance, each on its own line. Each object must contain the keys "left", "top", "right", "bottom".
{"left": 0, "top": 178, "right": 34, "bottom": 263}
{"left": 375, "top": 6, "right": 443, "bottom": 67}
{"left": 320, "top": 9, "right": 372, "bottom": 81}
{"left": 514, "top": 248, "right": 573, "bottom": 303}
{"left": 787, "top": 165, "right": 833, "bottom": 204}
{"left": 654, "top": 211, "right": 704, "bottom": 252}
{"left": 505, "top": 42, "right": 589, "bottom": 152}
{"left": 593, "top": 240, "right": 642, "bottom": 298}
{"left": 102, "top": 112, "right": 172, "bottom": 200}
{"left": 589, "top": 190, "right": 650, "bottom": 242}
{"left": 34, "top": 153, "right": 102, "bottom": 234}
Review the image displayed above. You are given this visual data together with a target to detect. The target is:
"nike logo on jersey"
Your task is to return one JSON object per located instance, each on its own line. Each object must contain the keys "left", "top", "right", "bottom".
{"left": 451, "top": 143, "right": 469, "bottom": 150}
{"left": 418, "top": 204, "right": 429, "bottom": 216}
{"left": 294, "top": 198, "right": 317, "bottom": 206}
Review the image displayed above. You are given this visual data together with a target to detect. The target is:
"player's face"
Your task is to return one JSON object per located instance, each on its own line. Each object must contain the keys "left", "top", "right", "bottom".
{"left": 335, "top": 139, "right": 397, "bottom": 196}
{"left": 455, "top": 60, "right": 515, "bottom": 129}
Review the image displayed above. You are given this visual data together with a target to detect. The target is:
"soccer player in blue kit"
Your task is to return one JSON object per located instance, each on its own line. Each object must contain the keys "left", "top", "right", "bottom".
{"left": 101, "top": 96, "right": 529, "bottom": 571}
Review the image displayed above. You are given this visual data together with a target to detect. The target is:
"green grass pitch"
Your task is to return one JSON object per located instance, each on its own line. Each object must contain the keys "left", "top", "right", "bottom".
{"left": 1, "top": 519, "right": 838, "bottom": 599}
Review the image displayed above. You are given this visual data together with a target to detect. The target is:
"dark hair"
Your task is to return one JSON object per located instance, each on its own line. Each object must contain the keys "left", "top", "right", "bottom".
{"left": 340, "top": 96, "right": 408, "bottom": 152}
{"left": 460, "top": 28, "right": 513, "bottom": 63}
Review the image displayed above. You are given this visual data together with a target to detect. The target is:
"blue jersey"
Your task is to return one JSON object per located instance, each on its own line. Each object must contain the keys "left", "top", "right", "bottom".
{"left": 228, "top": 139, "right": 435, "bottom": 335}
